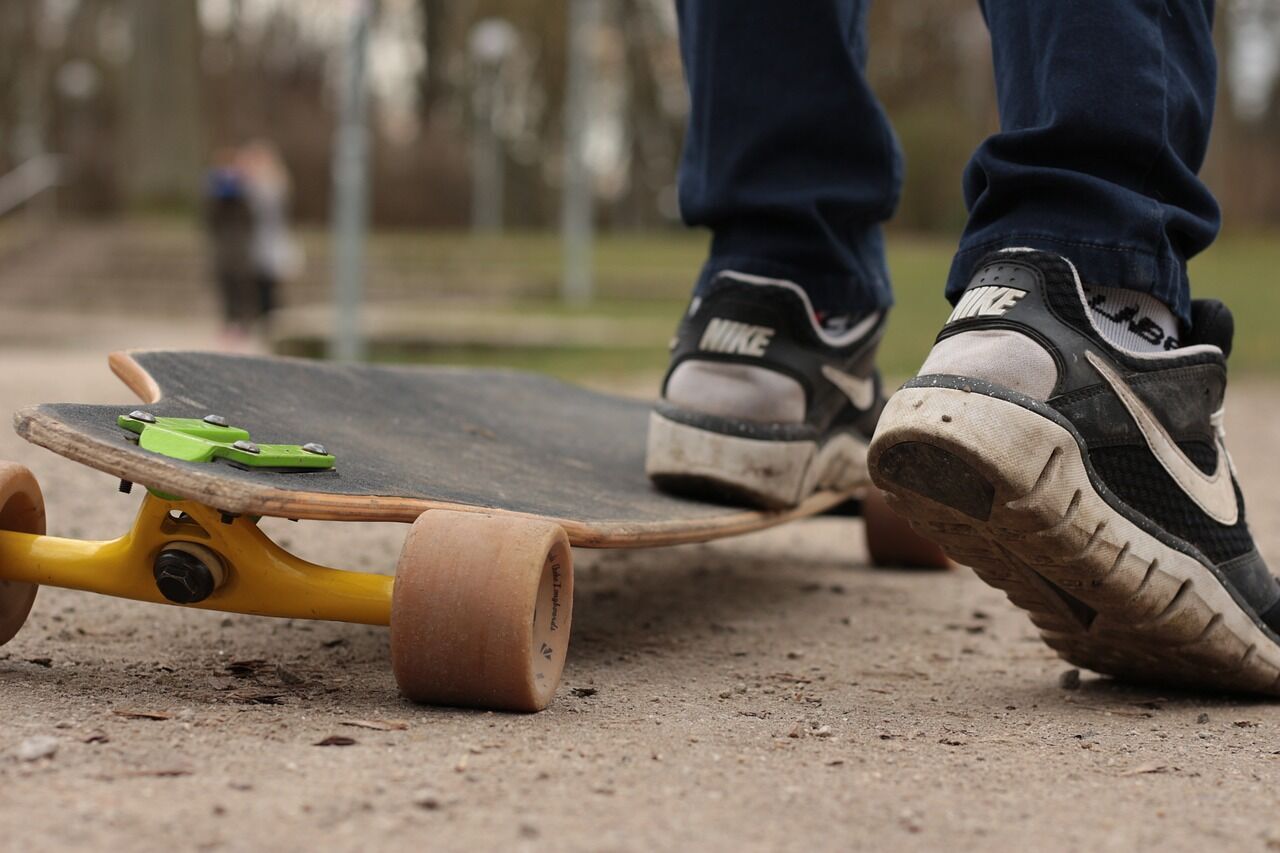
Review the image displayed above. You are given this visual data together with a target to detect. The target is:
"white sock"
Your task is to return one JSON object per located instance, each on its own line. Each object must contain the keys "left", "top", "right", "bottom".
{"left": 1083, "top": 285, "right": 1180, "bottom": 353}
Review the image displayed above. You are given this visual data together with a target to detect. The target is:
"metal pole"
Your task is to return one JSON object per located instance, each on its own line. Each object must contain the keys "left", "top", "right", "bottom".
{"left": 560, "top": 0, "right": 599, "bottom": 306}
{"left": 471, "top": 66, "right": 504, "bottom": 233}
{"left": 330, "top": 0, "right": 372, "bottom": 362}
{"left": 469, "top": 20, "right": 516, "bottom": 234}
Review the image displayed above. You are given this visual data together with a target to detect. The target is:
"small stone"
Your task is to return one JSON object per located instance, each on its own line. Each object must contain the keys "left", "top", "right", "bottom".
{"left": 15, "top": 736, "right": 59, "bottom": 762}
{"left": 276, "top": 664, "right": 306, "bottom": 685}
{"left": 1196, "top": 712, "right": 1210, "bottom": 724}
{"left": 812, "top": 725, "right": 833, "bottom": 738}
{"left": 413, "top": 790, "right": 442, "bottom": 811}
{"left": 1059, "top": 669, "right": 1081, "bottom": 690}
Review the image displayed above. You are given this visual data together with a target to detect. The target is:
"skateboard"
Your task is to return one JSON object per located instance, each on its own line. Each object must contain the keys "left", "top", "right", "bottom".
{"left": 0, "top": 351, "right": 945, "bottom": 712}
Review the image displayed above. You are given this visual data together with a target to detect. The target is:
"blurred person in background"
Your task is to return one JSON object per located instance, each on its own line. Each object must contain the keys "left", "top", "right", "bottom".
{"left": 646, "top": 0, "right": 1280, "bottom": 697}
{"left": 203, "top": 142, "right": 299, "bottom": 350}
{"left": 203, "top": 148, "right": 257, "bottom": 349}
{"left": 236, "top": 140, "right": 301, "bottom": 329}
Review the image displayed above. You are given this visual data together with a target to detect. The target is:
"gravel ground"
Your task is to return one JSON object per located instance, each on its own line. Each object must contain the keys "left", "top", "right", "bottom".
{"left": 3, "top": 340, "right": 1280, "bottom": 852}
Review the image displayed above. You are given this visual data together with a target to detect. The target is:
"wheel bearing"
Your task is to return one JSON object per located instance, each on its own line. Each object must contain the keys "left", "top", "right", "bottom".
{"left": 153, "top": 542, "right": 226, "bottom": 604}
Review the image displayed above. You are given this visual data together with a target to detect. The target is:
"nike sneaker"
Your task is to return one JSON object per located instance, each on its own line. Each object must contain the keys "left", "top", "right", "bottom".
{"left": 646, "top": 270, "right": 886, "bottom": 509}
{"left": 869, "top": 249, "right": 1280, "bottom": 694}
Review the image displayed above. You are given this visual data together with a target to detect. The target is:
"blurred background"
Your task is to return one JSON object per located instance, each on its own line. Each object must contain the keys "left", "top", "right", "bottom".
{"left": 1, "top": 0, "right": 1278, "bottom": 389}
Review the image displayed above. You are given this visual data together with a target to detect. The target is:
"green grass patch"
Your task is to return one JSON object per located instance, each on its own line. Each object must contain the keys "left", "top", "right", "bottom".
{"left": 373, "top": 344, "right": 673, "bottom": 382}
{"left": 1188, "top": 234, "right": 1280, "bottom": 374}
{"left": 294, "top": 229, "right": 1280, "bottom": 382}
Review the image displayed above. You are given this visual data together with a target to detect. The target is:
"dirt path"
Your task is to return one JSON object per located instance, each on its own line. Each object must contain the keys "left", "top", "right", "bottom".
{"left": 3, "top": 343, "right": 1280, "bottom": 852}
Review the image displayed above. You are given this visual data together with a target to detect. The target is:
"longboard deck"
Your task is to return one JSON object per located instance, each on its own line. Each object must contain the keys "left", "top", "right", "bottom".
{"left": 15, "top": 351, "right": 851, "bottom": 547}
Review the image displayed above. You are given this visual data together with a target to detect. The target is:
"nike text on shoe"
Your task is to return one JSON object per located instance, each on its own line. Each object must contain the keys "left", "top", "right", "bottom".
{"left": 646, "top": 270, "right": 886, "bottom": 509}
{"left": 869, "top": 249, "right": 1280, "bottom": 695}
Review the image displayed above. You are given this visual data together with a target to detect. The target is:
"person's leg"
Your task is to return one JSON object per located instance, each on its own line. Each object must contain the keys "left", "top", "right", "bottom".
{"left": 256, "top": 272, "right": 278, "bottom": 319}
{"left": 647, "top": 0, "right": 902, "bottom": 508}
{"left": 873, "top": 2, "right": 1280, "bottom": 696}
{"left": 949, "top": 0, "right": 1218, "bottom": 325}
{"left": 214, "top": 268, "right": 238, "bottom": 325}
{"left": 676, "top": 0, "right": 900, "bottom": 319}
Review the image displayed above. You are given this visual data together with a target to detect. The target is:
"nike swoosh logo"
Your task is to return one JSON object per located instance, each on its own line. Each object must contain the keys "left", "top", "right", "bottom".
{"left": 1086, "top": 351, "right": 1238, "bottom": 525}
{"left": 821, "top": 365, "right": 876, "bottom": 410}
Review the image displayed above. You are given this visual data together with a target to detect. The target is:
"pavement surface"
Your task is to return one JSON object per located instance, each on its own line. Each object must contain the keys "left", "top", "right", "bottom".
{"left": 3, "top": 332, "right": 1280, "bottom": 852}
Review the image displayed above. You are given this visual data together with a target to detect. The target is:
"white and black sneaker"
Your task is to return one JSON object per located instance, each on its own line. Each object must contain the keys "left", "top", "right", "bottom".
{"left": 646, "top": 270, "right": 886, "bottom": 509}
{"left": 869, "top": 249, "right": 1280, "bottom": 695}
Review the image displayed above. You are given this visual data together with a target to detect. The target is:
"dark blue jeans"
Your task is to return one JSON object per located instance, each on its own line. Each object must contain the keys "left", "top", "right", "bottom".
{"left": 676, "top": 0, "right": 1219, "bottom": 324}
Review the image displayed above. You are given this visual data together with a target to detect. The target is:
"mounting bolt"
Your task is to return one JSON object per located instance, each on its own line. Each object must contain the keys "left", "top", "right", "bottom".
{"left": 232, "top": 440, "right": 260, "bottom": 454}
{"left": 153, "top": 548, "right": 219, "bottom": 604}
{"left": 128, "top": 410, "right": 157, "bottom": 424}
{"left": 203, "top": 414, "right": 229, "bottom": 427}
{"left": 301, "top": 442, "right": 328, "bottom": 456}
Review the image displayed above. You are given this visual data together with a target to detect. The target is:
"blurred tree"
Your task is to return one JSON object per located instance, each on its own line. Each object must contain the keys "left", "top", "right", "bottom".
{"left": 203, "top": 2, "right": 335, "bottom": 220}
{"left": 120, "top": 0, "right": 204, "bottom": 210}
{"left": 609, "top": 0, "right": 684, "bottom": 229}
{"left": 1207, "top": 0, "right": 1280, "bottom": 229}
{"left": 867, "top": 0, "right": 994, "bottom": 233}
{"left": 0, "top": 4, "right": 38, "bottom": 173}
{"left": 416, "top": 0, "right": 455, "bottom": 122}
{"left": 54, "top": 0, "right": 122, "bottom": 213}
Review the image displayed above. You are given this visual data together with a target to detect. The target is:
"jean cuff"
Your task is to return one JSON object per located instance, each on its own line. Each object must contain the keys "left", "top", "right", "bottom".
{"left": 947, "top": 235, "right": 1191, "bottom": 325}
{"left": 696, "top": 255, "right": 893, "bottom": 319}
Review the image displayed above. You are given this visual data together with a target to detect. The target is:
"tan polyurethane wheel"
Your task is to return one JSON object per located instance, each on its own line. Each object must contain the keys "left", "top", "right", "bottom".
{"left": 863, "top": 487, "right": 951, "bottom": 570}
{"left": 0, "top": 463, "right": 45, "bottom": 645}
{"left": 391, "top": 510, "right": 573, "bottom": 712}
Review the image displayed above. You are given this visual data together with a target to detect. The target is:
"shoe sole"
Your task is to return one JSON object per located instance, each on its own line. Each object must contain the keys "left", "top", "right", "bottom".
{"left": 868, "top": 385, "right": 1280, "bottom": 695}
{"left": 645, "top": 412, "right": 868, "bottom": 509}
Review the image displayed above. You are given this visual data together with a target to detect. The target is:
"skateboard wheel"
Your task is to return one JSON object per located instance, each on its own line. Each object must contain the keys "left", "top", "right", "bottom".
{"left": 0, "top": 463, "right": 45, "bottom": 646}
{"left": 863, "top": 487, "right": 951, "bottom": 570}
{"left": 391, "top": 510, "right": 573, "bottom": 712}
